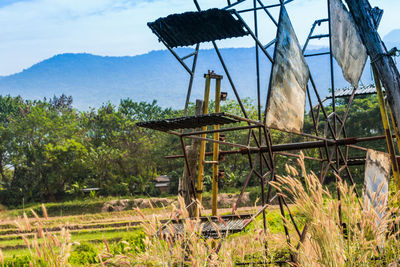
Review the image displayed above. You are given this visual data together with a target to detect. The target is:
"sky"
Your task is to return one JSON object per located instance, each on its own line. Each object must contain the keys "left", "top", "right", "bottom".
{"left": 0, "top": 0, "right": 399, "bottom": 76}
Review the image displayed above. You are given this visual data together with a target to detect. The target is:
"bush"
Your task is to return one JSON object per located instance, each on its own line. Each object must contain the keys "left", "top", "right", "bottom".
{"left": 111, "top": 230, "right": 146, "bottom": 255}
{"left": 69, "top": 243, "right": 99, "bottom": 265}
{"left": 3, "top": 255, "right": 33, "bottom": 267}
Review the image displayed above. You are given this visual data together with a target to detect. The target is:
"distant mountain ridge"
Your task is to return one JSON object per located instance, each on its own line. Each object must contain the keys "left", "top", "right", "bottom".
{"left": 384, "top": 29, "right": 400, "bottom": 46}
{"left": 0, "top": 31, "right": 399, "bottom": 110}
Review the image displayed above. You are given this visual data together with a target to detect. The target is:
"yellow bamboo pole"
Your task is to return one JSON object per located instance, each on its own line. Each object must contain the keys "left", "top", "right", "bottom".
{"left": 212, "top": 78, "right": 221, "bottom": 216}
{"left": 372, "top": 65, "right": 400, "bottom": 192}
{"left": 196, "top": 74, "right": 211, "bottom": 217}
{"left": 388, "top": 107, "right": 400, "bottom": 154}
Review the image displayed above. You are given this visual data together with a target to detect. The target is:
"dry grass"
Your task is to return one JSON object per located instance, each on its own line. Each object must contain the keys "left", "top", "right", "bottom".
{"left": 96, "top": 197, "right": 272, "bottom": 266}
{"left": 8, "top": 154, "right": 400, "bottom": 266}
{"left": 15, "top": 204, "right": 74, "bottom": 267}
{"left": 274, "top": 153, "right": 400, "bottom": 266}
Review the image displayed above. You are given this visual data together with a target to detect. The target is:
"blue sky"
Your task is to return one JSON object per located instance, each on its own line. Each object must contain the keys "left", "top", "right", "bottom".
{"left": 0, "top": 0, "right": 398, "bottom": 75}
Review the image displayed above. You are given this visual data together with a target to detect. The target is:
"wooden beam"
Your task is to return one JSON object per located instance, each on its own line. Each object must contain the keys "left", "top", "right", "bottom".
{"left": 344, "top": 0, "right": 400, "bottom": 127}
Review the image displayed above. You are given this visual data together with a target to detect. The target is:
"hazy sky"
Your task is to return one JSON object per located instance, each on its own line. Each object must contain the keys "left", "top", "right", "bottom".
{"left": 0, "top": 0, "right": 398, "bottom": 75}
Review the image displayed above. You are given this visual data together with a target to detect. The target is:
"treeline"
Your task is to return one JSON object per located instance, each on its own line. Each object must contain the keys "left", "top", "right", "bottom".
{"left": 0, "top": 95, "right": 184, "bottom": 206}
{"left": 0, "top": 94, "right": 386, "bottom": 206}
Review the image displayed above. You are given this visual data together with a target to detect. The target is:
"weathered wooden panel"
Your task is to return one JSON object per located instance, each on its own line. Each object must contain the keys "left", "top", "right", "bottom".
{"left": 265, "top": 7, "right": 309, "bottom": 134}
{"left": 330, "top": 0, "right": 368, "bottom": 88}
{"left": 363, "top": 149, "right": 391, "bottom": 221}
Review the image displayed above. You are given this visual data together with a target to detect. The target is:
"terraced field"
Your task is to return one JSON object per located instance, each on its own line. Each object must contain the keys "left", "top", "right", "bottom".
{"left": 0, "top": 201, "right": 267, "bottom": 260}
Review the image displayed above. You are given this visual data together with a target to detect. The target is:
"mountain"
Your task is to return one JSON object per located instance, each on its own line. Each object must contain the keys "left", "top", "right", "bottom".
{"left": 384, "top": 29, "right": 400, "bottom": 47}
{"left": 1, "top": 33, "right": 399, "bottom": 110}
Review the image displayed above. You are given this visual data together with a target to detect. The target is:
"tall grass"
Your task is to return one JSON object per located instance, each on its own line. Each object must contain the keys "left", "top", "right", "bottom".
{"left": 97, "top": 197, "right": 278, "bottom": 266}
{"left": 15, "top": 204, "right": 74, "bottom": 267}
{"left": 274, "top": 154, "right": 400, "bottom": 266}
{"left": 10, "top": 154, "right": 400, "bottom": 266}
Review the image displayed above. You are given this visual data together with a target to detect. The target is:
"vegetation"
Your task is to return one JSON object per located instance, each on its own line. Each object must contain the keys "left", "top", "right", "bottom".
{"left": 0, "top": 93, "right": 395, "bottom": 265}
{"left": 2, "top": 156, "right": 399, "bottom": 266}
{"left": 0, "top": 94, "right": 386, "bottom": 208}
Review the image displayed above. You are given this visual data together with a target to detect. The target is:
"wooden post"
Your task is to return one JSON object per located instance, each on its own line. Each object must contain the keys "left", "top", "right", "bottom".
{"left": 344, "top": 0, "right": 400, "bottom": 129}
{"left": 179, "top": 100, "right": 203, "bottom": 217}
{"left": 196, "top": 75, "right": 211, "bottom": 217}
{"left": 212, "top": 78, "right": 221, "bottom": 216}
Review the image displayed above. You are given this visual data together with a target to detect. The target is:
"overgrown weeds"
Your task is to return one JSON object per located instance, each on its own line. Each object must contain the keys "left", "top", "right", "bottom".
{"left": 274, "top": 153, "right": 400, "bottom": 266}
{"left": 96, "top": 197, "right": 275, "bottom": 266}
{"left": 8, "top": 154, "right": 400, "bottom": 266}
{"left": 15, "top": 204, "right": 74, "bottom": 267}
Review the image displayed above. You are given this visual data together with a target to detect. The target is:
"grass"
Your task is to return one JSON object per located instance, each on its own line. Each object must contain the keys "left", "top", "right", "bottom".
{"left": 1, "top": 195, "right": 178, "bottom": 219}
{"left": 89, "top": 155, "right": 400, "bottom": 266}
{"left": 0, "top": 227, "right": 139, "bottom": 248}
{"left": 0, "top": 200, "right": 291, "bottom": 264}
{"left": 2, "top": 155, "right": 399, "bottom": 265}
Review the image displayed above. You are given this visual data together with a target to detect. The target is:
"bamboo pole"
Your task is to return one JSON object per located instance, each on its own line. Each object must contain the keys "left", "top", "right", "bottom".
{"left": 372, "top": 65, "right": 400, "bottom": 192}
{"left": 196, "top": 75, "right": 211, "bottom": 217}
{"left": 212, "top": 78, "right": 221, "bottom": 216}
{"left": 344, "top": 0, "right": 400, "bottom": 128}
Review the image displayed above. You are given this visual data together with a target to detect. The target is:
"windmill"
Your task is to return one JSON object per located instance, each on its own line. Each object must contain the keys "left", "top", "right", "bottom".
{"left": 137, "top": 0, "right": 400, "bottom": 262}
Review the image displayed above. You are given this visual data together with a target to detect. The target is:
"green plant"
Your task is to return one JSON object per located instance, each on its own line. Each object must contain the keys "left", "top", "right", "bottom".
{"left": 15, "top": 204, "right": 74, "bottom": 267}
{"left": 69, "top": 243, "right": 99, "bottom": 265}
{"left": 89, "top": 190, "right": 97, "bottom": 199}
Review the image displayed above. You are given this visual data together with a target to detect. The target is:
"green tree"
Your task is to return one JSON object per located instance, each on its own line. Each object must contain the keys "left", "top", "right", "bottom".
{"left": 5, "top": 97, "right": 86, "bottom": 203}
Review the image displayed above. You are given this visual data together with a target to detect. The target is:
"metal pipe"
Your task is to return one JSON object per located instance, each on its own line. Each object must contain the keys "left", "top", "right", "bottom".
{"left": 256, "top": 0, "right": 278, "bottom": 26}
{"left": 389, "top": 106, "right": 400, "bottom": 154}
{"left": 233, "top": 167, "right": 255, "bottom": 213}
{"left": 156, "top": 34, "right": 192, "bottom": 75}
{"left": 237, "top": 0, "right": 293, "bottom": 13}
{"left": 281, "top": 197, "right": 301, "bottom": 238}
{"left": 253, "top": 0, "right": 267, "bottom": 233}
{"left": 223, "top": 0, "right": 246, "bottom": 10}
{"left": 183, "top": 44, "right": 200, "bottom": 116}
{"left": 225, "top": 113, "right": 265, "bottom": 126}
{"left": 181, "top": 124, "right": 261, "bottom": 137}
{"left": 309, "top": 34, "right": 330, "bottom": 39}
{"left": 303, "top": 19, "right": 329, "bottom": 53}
{"left": 186, "top": 134, "right": 251, "bottom": 149}
{"left": 337, "top": 87, "right": 357, "bottom": 137}
{"left": 165, "top": 135, "right": 389, "bottom": 159}
{"left": 233, "top": 10, "right": 274, "bottom": 63}
{"left": 264, "top": 38, "right": 277, "bottom": 49}
{"left": 305, "top": 84, "right": 325, "bottom": 163}
{"left": 304, "top": 52, "right": 330, "bottom": 57}
{"left": 275, "top": 151, "right": 324, "bottom": 162}
{"left": 309, "top": 74, "right": 336, "bottom": 138}
{"left": 181, "top": 50, "right": 198, "bottom": 61}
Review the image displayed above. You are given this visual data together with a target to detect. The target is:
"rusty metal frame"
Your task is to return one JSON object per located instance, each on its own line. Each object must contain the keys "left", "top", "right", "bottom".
{"left": 141, "top": 0, "right": 398, "bottom": 264}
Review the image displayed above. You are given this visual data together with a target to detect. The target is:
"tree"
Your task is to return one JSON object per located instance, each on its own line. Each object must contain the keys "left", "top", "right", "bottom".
{"left": 4, "top": 97, "right": 87, "bottom": 203}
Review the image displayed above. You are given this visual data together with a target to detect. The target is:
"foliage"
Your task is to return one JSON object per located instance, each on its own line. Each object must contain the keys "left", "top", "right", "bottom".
{"left": 0, "top": 93, "right": 389, "bottom": 207}
{"left": 69, "top": 243, "right": 99, "bottom": 265}
{"left": 0, "top": 97, "right": 179, "bottom": 205}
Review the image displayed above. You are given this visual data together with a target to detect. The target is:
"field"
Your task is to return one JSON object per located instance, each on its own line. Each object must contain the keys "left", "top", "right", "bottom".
{"left": 1, "top": 162, "right": 400, "bottom": 266}
{"left": 0, "top": 195, "right": 295, "bottom": 266}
